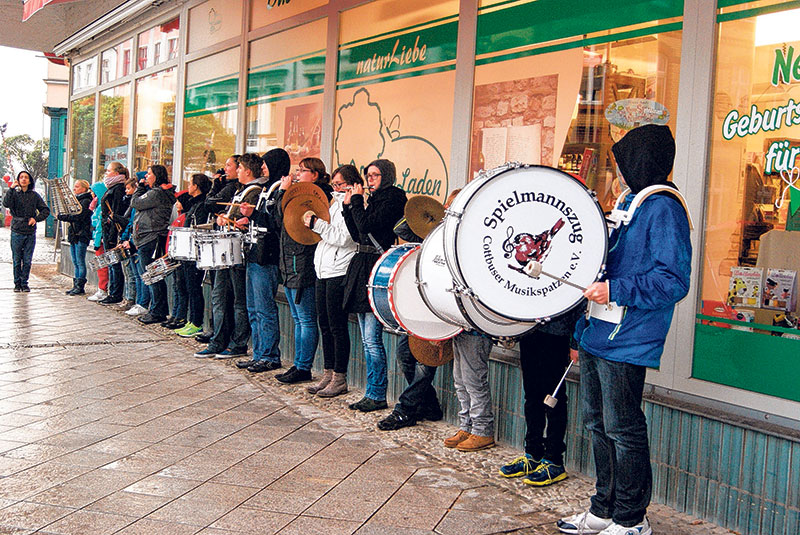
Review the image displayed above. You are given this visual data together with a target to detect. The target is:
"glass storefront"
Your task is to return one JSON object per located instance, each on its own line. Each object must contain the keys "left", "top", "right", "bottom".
{"left": 694, "top": 1, "right": 800, "bottom": 402}
{"left": 98, "top": 84, "right": 131, "bottom": 177}
{"left": 101, "top": 39, "right": 133, "bottom": 84}
{"left": 137, "top": 17, "right": 180, "bottom": 71}
{"left": 135, "top": 68, "right": 177, "bottom": 175}
{"left": 68, "top": 94, "right": 96, "bottom": 181}
{"left": 72, "top": 56, "right": 97, "bottom": 93}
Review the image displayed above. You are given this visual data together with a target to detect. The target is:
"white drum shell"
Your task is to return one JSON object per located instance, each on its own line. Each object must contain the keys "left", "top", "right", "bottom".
{"left": 169, "top": 227, "right": 198, "bottom": 261}
{"left": 416, "top": 224, "right": 469, "bottom": 329}
{"left": 195, "top": 232, "right": 244, "bottom": 270}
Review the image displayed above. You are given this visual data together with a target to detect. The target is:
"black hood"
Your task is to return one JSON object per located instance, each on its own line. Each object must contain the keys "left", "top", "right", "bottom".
{"left": 17, "top": 170, "right": 35, "bottom": 188}
{"left": 366, "top": 159, "right": 396, "bottom": 190}
{"left": 611, "top": 124, "right": 676, "bottom": 194}
{"left": 263, "top": 148, "right": 291, "bottom": 183}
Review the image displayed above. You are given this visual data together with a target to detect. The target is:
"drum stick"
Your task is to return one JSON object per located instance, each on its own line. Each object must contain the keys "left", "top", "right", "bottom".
{"left": 218, "top": 202, "right": 244, "bottom": 207}
{"left": 524, "top": 261, "right": 587, "bottom": 291}
{"left": 544, "top": 361, "right": 573, "bottom": 408}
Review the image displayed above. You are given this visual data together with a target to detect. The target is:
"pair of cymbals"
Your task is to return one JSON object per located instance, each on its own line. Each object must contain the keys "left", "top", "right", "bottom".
{"left": 409, "top": 336, "right": 454, "bottom": 367}
{"left": 283, "top": 182, "right": 331, "bottom": 245}
{"left": 405, "top": 195, "right": 445, "bottom": 239}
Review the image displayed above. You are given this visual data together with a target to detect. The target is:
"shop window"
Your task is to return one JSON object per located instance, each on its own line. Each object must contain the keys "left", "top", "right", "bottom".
{"left": 183, "top": 47, "right": 239, "bottom": 183}
{"left": 69, "top": 95, "right": 96, "bottom": 181}
{"left": 135, "top": 68, "right": 176, "bottom": 177}
{"left": 101, "top": 39, "right": 133, "bottom": 84}
{"left": 250, "top": 0, "right": 327, "bottom": 30}
{"left": 246, "top": 18, "right": 326, "bottom": 169}
{"left": 137, "top": 17, "right": 180, "bottom": 71}
{"left": 334, "top": 0, "right": 459, "bottom": 203}
{"left": 695, "top": 2, "right": 800, "bottom": 402}
{"left": 98, "top": 84, "right": 131, "bottom": 178}
{"left": 188, "top": 0, "right": 243, "bottom": 53}
{"left": 71, "top": 56, "right": 97, "bottom": 92}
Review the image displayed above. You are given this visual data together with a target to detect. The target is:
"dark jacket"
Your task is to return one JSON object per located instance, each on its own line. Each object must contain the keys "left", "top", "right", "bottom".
{"left": 130, "top": 183, "right": 176, "bottom": 247}
{"left": 273, "top": 182, "right": 333, "bottom": 288}
{"left": 247, "top": 179, "right": 281, "bottom": 266}
{"left": 182, "top": 192, "right": 211, "bottom": 228}
{"left": 205, "top": 177, "right": 239, "bottom": 214}
{"left": 100, "top": 182, "right": 129, "bottom": 248}
{"left": 57, "top": 191, "right": 93, "bottom": 244}
{"left": 3, "top": 185, "right": 50, "bottom": 235}
{"left": 342, "top": 185, "right": 407, "bottom": 312}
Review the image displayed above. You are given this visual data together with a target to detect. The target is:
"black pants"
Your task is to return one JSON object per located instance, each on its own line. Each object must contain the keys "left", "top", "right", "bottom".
{"left": 315, "top": 275, "right": 350, "bottom": 374}
{"left": 519, "top": 329, "right": 570, "bottom": 465}
{"left": 137, "top": 236, "right": 168, "bottom": 318}
{"left": 181, "top": 261, "right": 205, "bottom": 327}
{"left": 394, "top": 335, "right": 441, "bottom": 420}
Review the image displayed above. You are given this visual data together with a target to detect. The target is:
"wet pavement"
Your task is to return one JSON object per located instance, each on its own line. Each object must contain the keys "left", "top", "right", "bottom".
{"left": 0, "top": 226, "right": 731, "bottom": 534}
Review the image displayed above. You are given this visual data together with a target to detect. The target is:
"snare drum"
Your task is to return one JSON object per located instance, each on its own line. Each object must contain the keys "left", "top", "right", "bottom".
{"left": 417, "top": 224, "right": 537, "bottom": 338}
{"left": 444, "top": 164, "right": 607, "bottom": 322}
{"left": 368, "top": 244, "right": 462, "bottom": 341}
{"left": 195, "top": 231, "right": 244, "bottom": 270}
{"left": 168, "top": 227, "right": 198, "bottom": 261}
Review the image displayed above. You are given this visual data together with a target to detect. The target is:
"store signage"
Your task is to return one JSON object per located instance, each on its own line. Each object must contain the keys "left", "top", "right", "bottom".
{"left": 355, "top": 36, "right": 427, "bottom": 76}
{"left": 266, "top": 0, "right": 290, "bottom": 8}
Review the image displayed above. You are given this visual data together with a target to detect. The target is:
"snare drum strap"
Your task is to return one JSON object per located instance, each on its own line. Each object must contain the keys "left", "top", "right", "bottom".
{"left": 366, "top": 233, "right": 384, "bottom": 255}
{"left": 607, "top": 185, "right": 693, "bottom": 231}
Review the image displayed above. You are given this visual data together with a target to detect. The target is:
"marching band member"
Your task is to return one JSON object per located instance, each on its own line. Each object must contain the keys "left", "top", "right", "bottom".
{"left": 87, "top": 181, "right": 108, "bottom": 301}
{"left": 342, "top": 159, "right": 407, "bottom": 412}
{"left": 120, "top": 178, "right": 150, "bottom": 315}
{"left": 58, "top": 179, "right": 92, "bottom": 296}
{"left": 98, "top": 162, "right": 130, "bottom": 305}
{"left": 130, "top": 164, "right": 176, "bottom": 325}
{"left": 305, "top": 164, "right": 360, "bottom": 397}
{"left": 271, "top": 157, "right": 332, "bottom": 384}
{"left": 236, "top": 149, "right": 288, "bottom": 373}
{"left": 558, "top": 124, "right": 691, "bottom": 535}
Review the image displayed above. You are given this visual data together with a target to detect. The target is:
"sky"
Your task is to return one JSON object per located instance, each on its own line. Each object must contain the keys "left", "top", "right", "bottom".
{"left": 0, "top": 46, "right": 48, "bottom": 141}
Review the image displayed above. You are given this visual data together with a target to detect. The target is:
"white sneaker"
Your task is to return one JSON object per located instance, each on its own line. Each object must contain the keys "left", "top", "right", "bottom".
{"left": 597, "top": 518, "right": 652, "bottom": 535}
{"left": 125, "top": 304, "right": 148, "bottom": 316}
{"left": 87, "top": 289, "right": 107, "bottom": 302}
{"left": 557, "top": 510, "right": 613, "bottom": 534}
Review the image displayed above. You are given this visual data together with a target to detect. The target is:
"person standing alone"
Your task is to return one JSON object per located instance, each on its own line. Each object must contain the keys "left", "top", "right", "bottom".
{"left": 3, "top": 171, "right": 50, "bottom": 292}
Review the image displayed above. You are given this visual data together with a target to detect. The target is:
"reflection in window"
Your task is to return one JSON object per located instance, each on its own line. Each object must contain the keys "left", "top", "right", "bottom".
{"left": 69, "top": 95, "right": 96, "bottom": 181}
{"left": 98, "top": 84, "right": 131, "bottom": 178}
{"left": 137, "top": 17, "right": 180, "bottom": 71}
{"left": 101, "top": 39, "right": 133, "bottom": 84}
{"left": 135, "top": 68, "right": 176, "bottom": 177}
{"left": 72, "top": 56, "right": 97, "bottom": 92}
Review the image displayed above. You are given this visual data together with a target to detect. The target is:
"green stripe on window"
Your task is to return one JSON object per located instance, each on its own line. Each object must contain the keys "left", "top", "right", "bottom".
{"left": 184, "top": 78, "right": 239, "bottom": 115}
{"left": 476, "top": 0, "right": 683, "bottom": 56}
{"left": 335, "top": 63, "right": 455, "bottom": 91}
{"left": 184, "top": 103, "right": 238, "bottom": 118}
{"left": 337, "top": 21, "right": 458, "bottom": 83}
{"left": 246, "top": 87, "right": 325, "bottom": 107}
{"left": 717, "top": 0, "right": 800, "bottom": 22}
{"left": 248, "top": 56, "right": 325, "bottom": 101}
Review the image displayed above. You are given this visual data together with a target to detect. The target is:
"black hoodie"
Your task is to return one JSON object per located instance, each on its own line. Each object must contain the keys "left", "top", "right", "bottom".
{"left": 3, "top": 174, "right": 50, "bottom": 235}
{"left": 611, "top": 124, "right": 676, "bottom": 194}
{"left": 57, "top": 191, "right": 93, "bottom": 244}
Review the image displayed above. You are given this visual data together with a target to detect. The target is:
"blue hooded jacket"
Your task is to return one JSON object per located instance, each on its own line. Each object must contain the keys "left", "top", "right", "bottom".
{"left": 573, "top": 125, "right": 692, "bottom": 368}
{"left": 90, "top": 182, "right": 107, "bottom": 249}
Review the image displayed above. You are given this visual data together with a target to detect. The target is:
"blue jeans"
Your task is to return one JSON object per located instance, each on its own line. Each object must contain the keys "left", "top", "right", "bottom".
{"left": 70, "top": 241, "right": 88, "bottom": 280}
{"left": 246, "top": 263, "right": 281, "bottom": 364}
{"left": 284, "top": 286, "right": 318, "bottom": 371}
{"left": 133, "top": 254, "right": 150, "bottom": 308}
{"left": 137, "top": 237, "right": 168, "bottom": 317}
{"left": 121, "top": 257, "right": 136, "bottom": 301}
{"left": 170, "top": 267, "right": 187, "bottom": 320}
{"left": 209, "top": 266, "right": 249, "bottom": 353}
{"left": 10, "top": 231, "right": 35, "bottom": 287}
{"left": 394, "top": 335, "right": 440, "bottom": 419}
{"left": 357, "top": 312, "right": 388, "bottom": 401}
{"left": 580, "top": 349, "right": 651, "bottom": 527}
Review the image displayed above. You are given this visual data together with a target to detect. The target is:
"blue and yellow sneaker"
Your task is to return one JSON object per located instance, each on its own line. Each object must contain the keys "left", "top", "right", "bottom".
{"left": 522, "top": 459, "right": 567, "bottom": 486}
{"left": 498, "top": 453, "right": 538, "bottom": 478}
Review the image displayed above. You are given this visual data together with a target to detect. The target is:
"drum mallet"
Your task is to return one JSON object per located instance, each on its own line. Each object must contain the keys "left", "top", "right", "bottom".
{"left": 544, "top": 361, "right": 574, "bottom": 408}
{"left": 524, "top": 261, "right": 587, "bottom": 292}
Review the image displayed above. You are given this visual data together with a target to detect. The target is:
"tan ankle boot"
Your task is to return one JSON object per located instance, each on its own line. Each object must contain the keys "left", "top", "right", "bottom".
{"left": 317, "top": 372, "right": 348, "bottom": 397}
{"left": 456, "top": 433, "right": 495, "bottom": 452}
{"left": 443, "top": 430, "right": 471, "bottom": 448}
{"left": 307, "top": 369, "right": 333, "bottom": 394}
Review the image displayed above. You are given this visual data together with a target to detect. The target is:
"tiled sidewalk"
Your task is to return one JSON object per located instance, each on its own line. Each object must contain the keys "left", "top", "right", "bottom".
{"left": 0, "top": 257, "right": 730, "bottom": 534}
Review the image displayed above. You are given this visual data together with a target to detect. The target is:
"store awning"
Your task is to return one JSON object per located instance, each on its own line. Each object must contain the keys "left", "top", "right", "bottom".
{"left": 22, "top": 0, "right": 80, "bottom": 22}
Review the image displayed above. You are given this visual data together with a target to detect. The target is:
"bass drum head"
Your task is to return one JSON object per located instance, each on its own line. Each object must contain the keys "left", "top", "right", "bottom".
{"left": 416, "top": 224, "right": 469, "bottom": 330}
{"left": 445, "top": 165, "right": 607, "bottom": 322}
{"left": 392, "top": 247, "right": 462, "bottom": 341}
{"left": 367, "top": 246, "right": 410, "bottom": 333}
{"left": 456, "top": 293, "right": 539, "bottom": 338}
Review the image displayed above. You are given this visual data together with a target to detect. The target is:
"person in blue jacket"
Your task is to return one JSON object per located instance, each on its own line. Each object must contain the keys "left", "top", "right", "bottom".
{"left": 87, "top": 181, "right": 108, "bottom": 301}
{"left": 557, "top": 124, "right": 691, "bottom": 535}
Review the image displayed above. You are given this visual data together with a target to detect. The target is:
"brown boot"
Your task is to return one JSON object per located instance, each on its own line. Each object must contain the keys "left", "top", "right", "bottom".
{"left": 456, "top": 434, "right": 495, "bottom": 452}
{"left": 443, "top": 430, "right": 471, "bottom": 448}
{"left": 307, "top": 369, "right": 333, "bottom": 394}
{"left": 317, "top": 372, "right": 348, "bottom": 397}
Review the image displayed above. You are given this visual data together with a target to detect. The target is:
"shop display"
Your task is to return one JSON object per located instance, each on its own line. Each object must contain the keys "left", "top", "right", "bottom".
{"left": 726, "top": 266, "right": 762, "bottom": 308}
{"left": 762, "top": 268, "right": 797, "bottom": 311}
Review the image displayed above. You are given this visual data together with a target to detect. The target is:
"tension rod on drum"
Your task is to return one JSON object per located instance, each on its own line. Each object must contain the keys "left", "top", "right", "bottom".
{"left": 523, "top": 261, "right": 587, "bottom": 292}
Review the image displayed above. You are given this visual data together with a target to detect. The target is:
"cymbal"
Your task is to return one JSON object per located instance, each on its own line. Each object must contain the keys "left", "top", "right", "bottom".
{"left": 283, "top": 184, "right": 331, "bottom": 245}
{"left": 408, "top": 336, "right": 454, "bottom": 367}
{"left": 405, "top": 195, "right": 445, "bottom": 239}
{"left": 282, "top": 182, "right": 326, "bottom": 210}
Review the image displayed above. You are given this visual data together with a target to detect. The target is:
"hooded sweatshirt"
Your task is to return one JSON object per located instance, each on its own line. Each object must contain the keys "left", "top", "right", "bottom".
{"left": 2, "top": 174, "right": 50, "bottom": 235}
{"left": 573, "top": 124, "right": 692, "bottom": 368}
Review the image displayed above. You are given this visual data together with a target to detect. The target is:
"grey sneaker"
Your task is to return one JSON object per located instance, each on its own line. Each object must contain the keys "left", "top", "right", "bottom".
{"left": 557, "top": 511, "right": 613, "bottom": 534}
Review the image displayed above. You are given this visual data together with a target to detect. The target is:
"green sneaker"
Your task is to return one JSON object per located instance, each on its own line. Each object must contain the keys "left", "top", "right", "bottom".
{"left": 177, "top": 322, "right": 202, "bottom": 338}
{"left": 499, "top": 453, "right": 538, "bottom": 478}
{"left": 522, "top": 459, "right": 567, "bottom": 487}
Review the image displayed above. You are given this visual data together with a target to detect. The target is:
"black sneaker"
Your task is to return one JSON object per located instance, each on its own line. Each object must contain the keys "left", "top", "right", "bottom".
{"left": 160, "top": 316, "right": 176, "bottom": 328}
{"left": 13, "top": 285, "right": 22, "bottom": 293}
{"left": 99, "top": 297, "right": 122, "bottom": 305}
{"left": 421, "top": 405, "right": 444, "bottom": 422}
{"left": 21, "top": 285, "right": 30, "bottom": 293}
{"left": 377, "top": 411, "right": 416, "bottom": 431}
{"left": 247, "top": 360, "right": 282, "bottom": 373}
{"left": 236, "top": 359, "right": 257, "bottom": 369}
{"left": 138, "top": 313, "right": 167, "bottom": 325}
{"left": 275, "top": 367, "right": 311, "bottom": 383}
{"left": 169, "top": 319, "right": 187, "bottom": 330}
{"left": 195, "top": 332, "right": 213, "bottom": 344}
{"left": 348, "top": 397, "right": 388, "bottom": 412}
{"left": 274, "top": 366, "right": 297, "bottom": 381}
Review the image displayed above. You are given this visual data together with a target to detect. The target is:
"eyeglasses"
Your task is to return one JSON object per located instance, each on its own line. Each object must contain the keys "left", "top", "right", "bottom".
{"left": 331, "top": 181, "right": 347, "bottom": 189}
{"left": 298, "top": 167, "right": 311, "bottom": 174}
{"left": 366, "top": 172, "right": 382, "bottom": 179}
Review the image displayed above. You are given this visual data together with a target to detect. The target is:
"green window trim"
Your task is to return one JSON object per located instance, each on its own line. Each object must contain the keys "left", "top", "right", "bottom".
{"left": 717, "top": 0, "right": 800, "bottom": 22}
{"left": 246, "top": 87, "right": 325, "bottom": 107}
{"left": 184, "top": 76, "right": 239, "bottom": 116}
{"left": 247, "top": 55, "right": 326, "bottom": 102}
{"left": 335, "top": 63, "right": 456, "bottom": 91}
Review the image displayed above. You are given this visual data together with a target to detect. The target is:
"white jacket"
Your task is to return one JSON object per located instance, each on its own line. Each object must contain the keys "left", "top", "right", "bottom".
{"left": 313, "top": 191, "right": 357, "bottom": 279}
